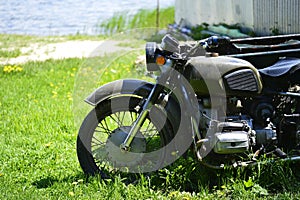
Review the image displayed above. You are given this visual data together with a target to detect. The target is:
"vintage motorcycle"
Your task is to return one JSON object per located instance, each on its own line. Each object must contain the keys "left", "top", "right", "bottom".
{"left": 77, "top": 33, "right": 300, "bottom": 176}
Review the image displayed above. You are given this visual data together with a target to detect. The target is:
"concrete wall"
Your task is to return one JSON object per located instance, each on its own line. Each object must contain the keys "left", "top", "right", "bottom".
{"left": 175, "top": 0, "right": 300, "bottom": 35}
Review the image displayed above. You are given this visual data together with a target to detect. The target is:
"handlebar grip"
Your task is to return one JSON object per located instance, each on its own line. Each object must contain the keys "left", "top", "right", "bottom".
{"left": 206, "top": 36, "right": 230, "bottom": 47}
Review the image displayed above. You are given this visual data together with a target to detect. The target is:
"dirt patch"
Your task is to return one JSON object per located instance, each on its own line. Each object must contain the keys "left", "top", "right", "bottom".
{"left": 0, "top": 40, "right": 137, "bottom": 65}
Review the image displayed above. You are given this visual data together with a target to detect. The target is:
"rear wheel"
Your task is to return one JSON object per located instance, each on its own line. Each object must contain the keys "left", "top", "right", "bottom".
{"left": 77, "top": 96, "right": 173, "bottom": 176}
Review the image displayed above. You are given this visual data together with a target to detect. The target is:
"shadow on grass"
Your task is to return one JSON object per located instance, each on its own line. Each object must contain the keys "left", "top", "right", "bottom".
{"left": 124, "top": 156, "right": 300, "bottom": 194}
{"left": 32, "top": 173, "right": 87, "bottom": 189}
{"left": 31, "top": 157, "right": 300, "bottom": 195}
{"left": 32, "top": 177, "right": 59, "bottom": 189}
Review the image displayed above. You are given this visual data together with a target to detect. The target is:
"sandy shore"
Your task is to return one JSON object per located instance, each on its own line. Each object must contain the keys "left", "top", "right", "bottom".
{"left": 0, "top": 40, "right": 136, "bottom": 65}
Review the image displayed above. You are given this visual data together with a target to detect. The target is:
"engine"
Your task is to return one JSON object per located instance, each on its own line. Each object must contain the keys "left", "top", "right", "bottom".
{"left": 199, "top": 111, "right": 277, "bottom": 155}
{"left": 197, "top": 84, "right": 300, "bottom": 158}
{"left": 213, "top": 121, "right": 253, "bottom": 154}
{"left": 211, "top": 115, "right": 278, "bottom": 154}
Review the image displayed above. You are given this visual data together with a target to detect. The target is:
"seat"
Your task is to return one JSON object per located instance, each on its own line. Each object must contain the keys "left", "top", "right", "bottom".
{"left": 259, "top": 57, "right": 300, "bottom": 90}
{"left": 259, "top": 57, "right": 300, "bottom": 77}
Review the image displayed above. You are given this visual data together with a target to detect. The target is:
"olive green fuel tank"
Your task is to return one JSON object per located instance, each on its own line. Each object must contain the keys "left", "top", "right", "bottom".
{"left": 186, "top": 55, "right": 263, "bottom": 96}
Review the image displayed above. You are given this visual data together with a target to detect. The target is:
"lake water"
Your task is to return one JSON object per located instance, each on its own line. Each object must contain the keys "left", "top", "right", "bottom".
{"left": 0, "top": 0, "right": 174, "bottom": 36}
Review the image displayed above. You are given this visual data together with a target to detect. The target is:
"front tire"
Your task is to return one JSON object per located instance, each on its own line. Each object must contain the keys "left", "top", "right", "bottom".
{"left": 77, "top": 96, "right": 173, "bottom": 176}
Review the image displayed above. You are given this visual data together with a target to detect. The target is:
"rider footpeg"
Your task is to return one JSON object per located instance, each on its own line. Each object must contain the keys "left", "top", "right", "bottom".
{"left": 274, "top": 148, "right": 287, "bottom": 158}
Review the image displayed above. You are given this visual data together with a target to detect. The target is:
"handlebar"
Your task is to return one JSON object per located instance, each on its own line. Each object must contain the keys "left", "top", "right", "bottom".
{"left": 182, "top": 36, "right": 230, "bottom": 59}
{"left": 200, "top": 36, "right": 231, "bottom": 49}
{"left": 159, "top": 34, "right": 231, "bottom": 59}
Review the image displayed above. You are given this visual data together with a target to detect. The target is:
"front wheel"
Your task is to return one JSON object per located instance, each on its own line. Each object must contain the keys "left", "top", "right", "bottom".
{"left": 77, "top": 96, "right": 174, "bottom": 176}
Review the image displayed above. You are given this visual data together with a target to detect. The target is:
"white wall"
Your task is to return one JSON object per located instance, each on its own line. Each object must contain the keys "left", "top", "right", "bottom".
{"left": 253, "top": 0, "right": 300, "bottom": 35}
{"left": 175, "top": 0, "right": 254, "bottom": 28}
{"left": 175, "top": 0, "right": 300, "bottom": 35}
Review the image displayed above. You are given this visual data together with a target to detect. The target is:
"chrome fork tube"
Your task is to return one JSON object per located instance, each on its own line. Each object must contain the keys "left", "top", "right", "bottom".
{"left": 121, "top": 83, "right": 164, "bottom": 151}
{"left": 121, "top": 109, "right": 149, "bottom": 151}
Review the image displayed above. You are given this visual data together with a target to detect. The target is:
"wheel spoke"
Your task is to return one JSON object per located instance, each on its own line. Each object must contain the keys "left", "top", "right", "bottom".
{"left": 118, "top": 111, "right": 127, "bottom": 125}
{"left": 143, "top": 120, "right": 151, "bottom": 132}
{"left": 109, "top": 114, "right": 122, "bottom": 127}
{"left": 140, "top": 122, "right": 157, "bottom": 137}
{"left": 120, "top": 111, "right": 126, "bottom": 126}
{"left": 142, "top": 128, "right": 158, "bottom": 136}
{"left": 96, "top": 122, "right": 111, "bottom": 134}
{"left": 102, "top": 118, "right": 112, "bottom": 135}
{"left": 92, "top": 136, "right": 105, "bottom": 146}
{"left": 114, "top": 112, "right": 122, "bottom": 126}
{"left": 130, "top": 111, "right": 135, "bottom": 123}
{"left": 128, "top": 112, "right": 139, "bottom": 127}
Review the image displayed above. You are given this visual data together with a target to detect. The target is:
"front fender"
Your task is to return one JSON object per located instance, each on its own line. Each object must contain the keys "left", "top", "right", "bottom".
{"left": 85, "top": 79, "right": 181, "bottom": 129}
{"left": 85, "top": 79, "right": 153, "bottom": 106}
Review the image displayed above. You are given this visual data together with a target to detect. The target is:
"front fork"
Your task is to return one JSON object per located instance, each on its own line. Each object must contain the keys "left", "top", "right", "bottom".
{"left": 120, "top": 67, "right": 201, "bottom": 152}
{"left": 120, "top": 83, "right": 165, "bottom": 151}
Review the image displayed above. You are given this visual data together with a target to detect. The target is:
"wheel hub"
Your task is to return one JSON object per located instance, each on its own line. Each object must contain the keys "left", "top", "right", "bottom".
{"left": 105, "top": 126, "right": 146, "bottom": 168}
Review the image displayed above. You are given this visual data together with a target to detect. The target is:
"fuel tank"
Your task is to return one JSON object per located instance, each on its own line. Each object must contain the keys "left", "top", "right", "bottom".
{"left": 186, "top": 55, "right": 263, "bottom": 96}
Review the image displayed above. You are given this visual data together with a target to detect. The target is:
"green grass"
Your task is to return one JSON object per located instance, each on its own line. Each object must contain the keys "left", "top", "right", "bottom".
{"left": 0, "top": 48, "right": 22, "bottom": 58}
{"left": 64, "top": 34, "right": 106, "bottom": 41}
{"left": 1, "top": 51, "right": 300, "bottom": 199}
{"left": 0, "top": 5, "right": 299, "bottom": 199}
{"left": 100, "top": 7, "right": 175, "bottom": 35}
{"left": 0, "top": 34, "right": 105, "bottom": 48}
{"left": 0, "top": 34, "right": 64, "bottom": 49}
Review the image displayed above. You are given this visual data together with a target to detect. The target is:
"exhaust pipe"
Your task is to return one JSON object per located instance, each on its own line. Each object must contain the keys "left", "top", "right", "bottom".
{"left": 283, "top": 156, "right": 300, "bottom": 162}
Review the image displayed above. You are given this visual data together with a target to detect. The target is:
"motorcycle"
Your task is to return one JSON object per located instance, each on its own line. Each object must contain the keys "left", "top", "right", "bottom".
{"left": 77, "top": 33, "right": 300, "bottom": 176}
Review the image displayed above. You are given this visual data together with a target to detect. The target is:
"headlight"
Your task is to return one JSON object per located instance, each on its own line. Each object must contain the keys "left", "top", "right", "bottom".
{"left": 145, "top": 42, "right": 168, "bottom": 72}
{"left": 145, "top": 42, "right": 160, "bottom": 71}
